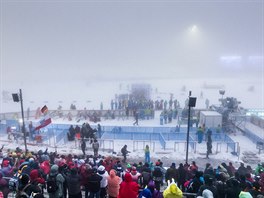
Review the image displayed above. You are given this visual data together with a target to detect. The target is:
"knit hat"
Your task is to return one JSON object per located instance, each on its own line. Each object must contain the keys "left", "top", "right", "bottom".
{"left": 50, "top": 164, "right": 59, "bottom": 176}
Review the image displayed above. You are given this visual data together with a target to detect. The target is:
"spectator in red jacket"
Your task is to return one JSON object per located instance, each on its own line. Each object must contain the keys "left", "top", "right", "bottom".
{"left": 118, "top": 172, "right": 139, "bottom": 198}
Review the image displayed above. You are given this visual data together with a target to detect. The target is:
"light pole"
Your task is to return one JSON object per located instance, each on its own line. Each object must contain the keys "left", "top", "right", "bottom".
{"left": 12, "top": 89, "right": 27, "bottom": 153}
{"left": 185, "top": 91, "right": 196, "bottom": 164}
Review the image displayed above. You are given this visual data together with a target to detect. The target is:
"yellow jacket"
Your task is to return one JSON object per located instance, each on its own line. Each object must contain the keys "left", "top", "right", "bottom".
{"left": 163, "top": 179, "right": 183, "bottom": 198}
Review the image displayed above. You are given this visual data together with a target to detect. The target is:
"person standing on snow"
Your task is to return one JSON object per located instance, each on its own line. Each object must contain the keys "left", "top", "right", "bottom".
{"left": 144, "top": 145, "right": 150, "bottom": 163}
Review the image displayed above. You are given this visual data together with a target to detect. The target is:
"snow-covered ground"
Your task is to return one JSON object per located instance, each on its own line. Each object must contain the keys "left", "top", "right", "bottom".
{"left": 1, "top": 115, "right": 263, "bottom": 171}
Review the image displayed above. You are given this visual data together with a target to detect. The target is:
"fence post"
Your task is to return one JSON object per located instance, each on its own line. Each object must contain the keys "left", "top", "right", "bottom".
{"left": 216, "top": 142, "right": 221, "bottom": 153}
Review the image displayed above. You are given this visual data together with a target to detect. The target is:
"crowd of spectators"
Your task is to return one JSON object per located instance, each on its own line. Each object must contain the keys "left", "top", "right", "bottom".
{"left": 0, "top": 146, "right": 264, "bottom": 198}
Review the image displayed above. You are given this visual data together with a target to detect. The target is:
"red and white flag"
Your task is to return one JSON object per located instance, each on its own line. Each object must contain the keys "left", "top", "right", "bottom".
{"left": 35, "top": 115, "right": 52, "bottom": 131}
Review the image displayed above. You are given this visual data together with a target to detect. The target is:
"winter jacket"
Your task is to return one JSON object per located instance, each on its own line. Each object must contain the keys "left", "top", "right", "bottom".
{"left": 29, "top": 169, "right": 45, "bottom": 185}
{"left": 107, "top": 170, "right": 121, "bottom": 197}
{"left": 97, "top": 167, "right": 109, "bottom": 188}
{"left": 118, "top": 173, "right": 139, "bottom": 198}
{"left": 163, "top": 182, "right": 182, "bottom": 198}
{"left": 65, "top": 169, "right": 81, "bottom": 196}
{"left": 165, "top": 167, "right": 178, "bottom": 183}
{"left": 139, "top": 188, "right": 152, "bottom": 198}
{"left": 259, "top": 173, "right": 264, "bottom": 193}
{"left": 239, "top": 191, "right": 253, "bottom": 198}
{"left": 47, "top": 164, "right": 65, "bottom": 198}
{"left": 87, "top": 172, "right": 102, "bottom": 193}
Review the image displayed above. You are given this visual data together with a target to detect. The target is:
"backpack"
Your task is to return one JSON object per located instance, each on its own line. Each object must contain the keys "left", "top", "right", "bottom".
{"left": 46, "top": 175, "right": 58, "bottom": 193}
{"left": 9, "top": 164, "right": 29, "bottom": 191}
{"left": 9, "top": 176, "right": 19, "bottom": 192}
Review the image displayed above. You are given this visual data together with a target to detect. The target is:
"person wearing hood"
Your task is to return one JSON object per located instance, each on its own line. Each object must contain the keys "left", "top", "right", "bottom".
{"left": 87, "top": 167, "right": 102, "bottom": 198}
{"left": 239, "top": 190, "right": 253, "bottom": 198}
{"left": 107, "top": 169, "right": 121, "bottom": 198}
{"left": 138, "top": 188, "right": 152, "bottom": 198}
{"left": 47, "top": 164, "right": 65, "bottom": 198}
{"left": 40, "top": 160, "right": 50, "bottom": 176}
{"left": 197, "top": 189, "right": 214, "bottom": 198}
{"left": 65, "top": 168, "right": 81, "bottom": 198}
{"left": 146, "top": 180, "right": 163, "bottom": 198}
{"left": 29, "top": 169, "right": 45, "bottom": 193}
{"left": 97, "top": 165, "right": 109, "bottom": 198}
{"left": 118, "top": 172, "right": 139, "bottom": 198}
{"left": 163, "top": 178, "right": 183, "bottom": 198}
{"left": 197, "top": 174, "right": 218, "bottom": 198}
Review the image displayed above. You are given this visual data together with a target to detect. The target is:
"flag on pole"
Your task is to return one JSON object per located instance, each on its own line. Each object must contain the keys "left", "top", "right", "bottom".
{"left": 35, "top": 116, "right": 52, "bottom": 131}
{"left": 41, "top": 105, "right": 48, "bottom": 114}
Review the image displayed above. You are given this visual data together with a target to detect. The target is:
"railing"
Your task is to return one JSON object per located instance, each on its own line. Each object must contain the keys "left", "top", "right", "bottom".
{"left": 133, "top": 140, "right": 155, "bottom": 152}
{"left": 74, "top": 138, "right": 114, "bottom": 152}
{"left": 159, "top": 133, "right": 166, "bottom": 149}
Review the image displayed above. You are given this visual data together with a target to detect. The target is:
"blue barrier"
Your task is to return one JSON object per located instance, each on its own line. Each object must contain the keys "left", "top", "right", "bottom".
{"left": 0, "top": 120, "right": 239, "bottom": 153}
{"left": 159, "top": 133, "right": 166, "bottom": 149}
{"left": 223, "top": 134, "right": 237, "bottom": 152}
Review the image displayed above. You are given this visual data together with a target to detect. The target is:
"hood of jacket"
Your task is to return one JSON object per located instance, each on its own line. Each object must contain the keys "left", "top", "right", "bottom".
{"left": 50, "top": 164, "right": 59, "bottom": 176}
{"left": 29, "top": 169, "right": 39, "bottom": 181}
{"left": 124, "top": 172, "right": 132, "bottom": 182}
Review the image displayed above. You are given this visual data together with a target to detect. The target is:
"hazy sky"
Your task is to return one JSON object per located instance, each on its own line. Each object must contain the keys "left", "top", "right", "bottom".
{"left": 0, "top": 0, "right": 263, "bottom": 86}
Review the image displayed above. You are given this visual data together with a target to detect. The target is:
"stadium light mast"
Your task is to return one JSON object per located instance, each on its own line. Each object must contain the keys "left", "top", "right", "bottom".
{"left": 185, "top": 91, "right": 196, "bottom": 164}
{"left": 12, "top": 89, "right": 27, "bottom": 153}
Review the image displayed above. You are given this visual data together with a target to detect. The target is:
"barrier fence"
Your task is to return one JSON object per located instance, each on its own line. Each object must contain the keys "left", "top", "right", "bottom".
{"left": 0, "top": 119, "right": 240, "bottom": 154}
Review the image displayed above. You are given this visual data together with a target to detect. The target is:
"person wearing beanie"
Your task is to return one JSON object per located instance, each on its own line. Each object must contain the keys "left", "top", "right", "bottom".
{"left": 118, "top": 173, "right": 139, "bottom": 198}
{"left": 47, "top": 164, "right": 65, "bottom": 198}
{"left": 97, "top": 165, "right": 109, "bottom": 198}
{"left": 107, "top": 169, "right": 121, "bottom": 198}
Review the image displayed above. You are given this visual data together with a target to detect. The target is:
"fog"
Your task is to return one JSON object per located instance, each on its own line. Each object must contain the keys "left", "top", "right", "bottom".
{"left": 0, "top": 0, "right": 263, "bottom": 112}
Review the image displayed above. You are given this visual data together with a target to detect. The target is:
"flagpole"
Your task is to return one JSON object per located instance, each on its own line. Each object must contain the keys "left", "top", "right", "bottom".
{"left": 19, "top": 89, "right": 28, "bottom": 153}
